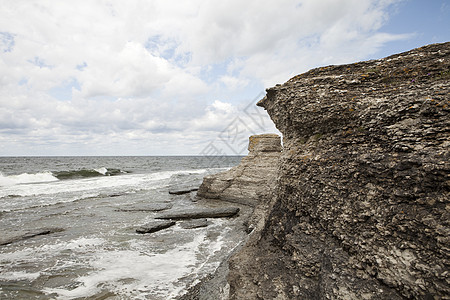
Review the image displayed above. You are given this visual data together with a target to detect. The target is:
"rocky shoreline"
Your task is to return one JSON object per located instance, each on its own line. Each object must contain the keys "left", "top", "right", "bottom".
{"left": 180, "top": 42, "right": 449, "bottom": 299}
{"left": 177, "top": 134, "right": 282, "bottom": 300}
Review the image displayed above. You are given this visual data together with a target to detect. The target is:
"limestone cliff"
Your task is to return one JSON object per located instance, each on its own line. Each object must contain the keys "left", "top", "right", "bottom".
{"left": 197, "top": 134, "right": 282, "bottom": 207}
{"left": 228, "top": 42, "right": 450, "bottom": 299}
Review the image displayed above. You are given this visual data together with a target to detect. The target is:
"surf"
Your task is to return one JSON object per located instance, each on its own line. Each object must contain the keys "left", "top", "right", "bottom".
{"left": 0, "top": 171, "right": 58, "bottom": 186}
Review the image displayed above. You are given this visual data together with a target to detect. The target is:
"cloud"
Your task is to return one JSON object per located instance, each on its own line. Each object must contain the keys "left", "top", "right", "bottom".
{"left": 0, "top": 0, "right": 417, "bottom": 155}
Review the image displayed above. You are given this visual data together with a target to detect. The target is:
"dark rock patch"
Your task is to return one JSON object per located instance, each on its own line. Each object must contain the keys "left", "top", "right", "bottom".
{"left": 168, "top": 188, "right": 199, "bottom": 195}
{"left": 156, "top": 207, "right": 239, "bottom": 220}
{"left": 116, "top": 203, "right": 173, "bottom": 212}
{"left": 136, "top": 220, "right": 176, "bottom": 234}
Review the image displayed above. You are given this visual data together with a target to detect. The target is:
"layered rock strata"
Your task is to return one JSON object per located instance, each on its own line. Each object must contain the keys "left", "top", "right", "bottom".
{"left": 197, "top": 134, "right": 282, "bottom": 207}
{"left": 228, "top": 42, "right": 450, "bottom": 299}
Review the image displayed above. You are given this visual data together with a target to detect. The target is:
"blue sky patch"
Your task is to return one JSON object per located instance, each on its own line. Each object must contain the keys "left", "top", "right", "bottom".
{"left": 0, "top": 32, "right": 15, "bottom": 52}
{"left": 28, "top": 56, "right": 53, "bottom": 69}
{"left": 49, "top": 78, "right": 81, "bottom": 101}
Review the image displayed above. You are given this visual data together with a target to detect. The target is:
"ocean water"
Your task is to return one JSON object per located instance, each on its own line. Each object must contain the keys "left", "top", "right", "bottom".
{"left": 0, "top": 156, "right": 245, "bottom": 299}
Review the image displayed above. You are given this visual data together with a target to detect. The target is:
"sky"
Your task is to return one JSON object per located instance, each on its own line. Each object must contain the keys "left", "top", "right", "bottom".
{"left": 0, "top": 0, "right": 449, "bottom": 156}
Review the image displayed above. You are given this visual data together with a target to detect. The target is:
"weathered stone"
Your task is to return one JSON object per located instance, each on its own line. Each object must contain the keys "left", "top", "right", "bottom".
{"left": 156, "top": 207, "right": 240, "bottom": 220}
{"left": 168, "top": 173, "right": 203, "bottom": 195}
{"left": 228, "top": 42, "right": 450, "bottom": 299}
{"left": 197, "top": 134, "right": 282, "bottom": 207}
{"left": 136, "top": 220, "right": 176, "bottom": 234}
{"left": 180, "top": 218, "right": 210, "bottom": 229}
{"left": 169, "top": 188, "right": 199, "bottom": 195}
{"left": 116, "top": 203, "right": 173, "bottom": 212}
{"left": 0, "top": 228, "right": 65, "bottom": 246}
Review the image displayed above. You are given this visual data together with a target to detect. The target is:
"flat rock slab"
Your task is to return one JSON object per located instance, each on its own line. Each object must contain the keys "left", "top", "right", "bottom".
{"left": 136, "top": 220, "right": 176, "bottom": 234}
{"left": 117, "top": 203, "right": 173, "bottom": 212}
{"left": 168, "top": 187, "right": 199, "bottom": 195}
{"left": 0, "top": 227, "right": 64, "bottom": 246}
{"left": 180, "top": 218, "right": 210, "bottom": 229}
{"left": 156, "top": 207, "right": 240, "bottom": 220}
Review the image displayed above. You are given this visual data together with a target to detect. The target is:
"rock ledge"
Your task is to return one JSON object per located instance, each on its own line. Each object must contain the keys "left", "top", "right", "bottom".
{"left": 197, "top": 134, "right": 282, "bottom": 207}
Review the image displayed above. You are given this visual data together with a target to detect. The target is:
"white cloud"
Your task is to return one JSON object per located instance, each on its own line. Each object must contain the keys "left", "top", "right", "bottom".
{"left": 0, "top": 0, "right": 417, "bottom": 155}
{"left": 220, "top": 75, "right": 249, "bottom": 91}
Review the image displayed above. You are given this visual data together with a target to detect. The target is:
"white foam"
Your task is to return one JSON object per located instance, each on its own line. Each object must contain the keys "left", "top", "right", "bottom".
{"left": 38, "top": 232, "right": 206, "bottom": 299}
{"left": 43, "top": 233, "right": 207, "bottom": 299}
{"left": 0, "top": 171, "right": 58, "bottom": 187}
{"left": 0, "top": 237, "right": 106, "bottom": 263}
{"left": 0, "top": 171, "right": 170, "bottom": 207}
{"left": 94, "top": 167, "right": 108, "bottom": 175}
{"left": 0, "top": 168, "right": 208, "bottom": 198}
{"left": 0, "top": 271, "right": 41, "bottom": 281}
{"left": 1, "top": 218, "right": 239, "bottom": 299}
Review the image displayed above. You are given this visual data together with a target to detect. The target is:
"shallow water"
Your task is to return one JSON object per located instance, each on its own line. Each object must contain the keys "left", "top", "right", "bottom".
{"left": 0, "top": 156, "right": 246, "bottom": 299}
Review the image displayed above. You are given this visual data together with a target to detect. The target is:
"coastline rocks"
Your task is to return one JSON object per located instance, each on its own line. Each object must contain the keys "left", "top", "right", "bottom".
{"left": 117, "top": 203, "right": 173, "bottom": 212}
{"left": 169, "top": 188, "right": 199, "bottom": 195}
{"left": 156, "top": 207, "right": 240, "bottom": 220}
{"left": 0, "top": 227, "right": 64, "bottom": 246}
{"left": 180, "top": 219, "right": 210, "bottom": 229}
{"left": 168, "top": 173, "right": 203, "bottom": 195}
{"left": 228, "top": 42, "right": 450, "bottom": 299}
{"left": 197, "top": 134, "right": 282, "bottom": 207}
{"left": 136, "top": 220, "right": 176, "bottom": 234}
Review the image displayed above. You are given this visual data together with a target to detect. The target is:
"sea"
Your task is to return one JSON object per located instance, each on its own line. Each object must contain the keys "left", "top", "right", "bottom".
{"left": 0, "top": 156, "right": 245, "bottom": 299}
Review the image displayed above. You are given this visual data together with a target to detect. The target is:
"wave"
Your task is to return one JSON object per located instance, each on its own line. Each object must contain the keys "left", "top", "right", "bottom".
{"left": 0, "top": 168, "right": 126, "bottom": 186}
{"left": 53, "top": 168, "right": 124, "bottom": 180}
{"left": 0, "top": 171, "right": 59, "bottom": 186}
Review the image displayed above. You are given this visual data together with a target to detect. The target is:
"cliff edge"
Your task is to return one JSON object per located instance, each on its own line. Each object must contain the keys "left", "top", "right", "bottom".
{"left": 228, "top": 42, "right": 449, "bottom": 299}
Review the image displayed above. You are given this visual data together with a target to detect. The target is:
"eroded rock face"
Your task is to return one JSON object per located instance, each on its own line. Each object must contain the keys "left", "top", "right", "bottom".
{"left": 228, "top": 42, "right": 450, "bottom": 299}
{"left": 197, "top": 134, "right": 282, "bottom": 207}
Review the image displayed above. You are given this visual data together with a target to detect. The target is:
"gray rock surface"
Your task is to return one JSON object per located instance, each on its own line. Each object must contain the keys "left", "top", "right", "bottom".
{"left": 180, "top": 219, "right": 210, "bottom": 229}
{"left": 228, "top": 42, "right": 450, "bottom": 299}
{"left": 156, "top": 207, "right": 240, "bottom": 220}
{"left": 169, "top": 173, "right": 203, "bottom": 195}
{"left": 0, "top": 228, "right": 64, "bottom": 246}
{"left": 136, "top": 220, "right": 176, "bottom": 234}
{"left": 117, "top": 203, "right": 173, "bottom": 212}
{"left": 197, "top": 134, "right": 282, "bottom": 207}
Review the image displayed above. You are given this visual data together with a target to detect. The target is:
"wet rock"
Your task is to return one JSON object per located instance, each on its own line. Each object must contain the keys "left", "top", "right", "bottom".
{"left": 180, "top": 218, "right": 209, "bottom": 229}
{"left": 136, "top": 220, "right": 176, "bottom": 234}
{"left": 117, "top": 203, "right": 173, "bottom": 212}
{"left": 156, "top": 207, "right": 240, "bottom": 220}
{"left": 197, "top": 134, "right": 281, "bottom": 207}
{"left": 169, "top": 188, "right": 199, "bottom": 195}
{"left": 228, "top": 42, "right": 450, "bottom": 299}
{"left": 169, "top": 173, "right": 203, "bottom": 195}
{"left": 0, "top": 227, "right": 65, "bottom": 246}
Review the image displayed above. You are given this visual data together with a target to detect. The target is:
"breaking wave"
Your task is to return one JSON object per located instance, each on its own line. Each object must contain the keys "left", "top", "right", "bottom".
{"left": 0, "top": 168, "right": 126, "bottom": 186}
{"left": 53, "top": 168, "right": 125, "bottom": 180}
{"left": 0, "top": 171, "right": 58, "bottom": 186}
